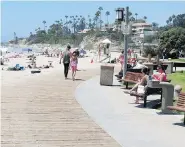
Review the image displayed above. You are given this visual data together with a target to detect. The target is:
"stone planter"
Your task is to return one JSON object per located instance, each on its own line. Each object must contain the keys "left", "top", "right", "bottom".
{"left": 162, "top": 61, "right": 173, "bottom": 74}
{"left": 100, "top": 65, "right": 114, "bottom": 86}
{"left": 174, "top": 85, "right": 182, "bottom": 100}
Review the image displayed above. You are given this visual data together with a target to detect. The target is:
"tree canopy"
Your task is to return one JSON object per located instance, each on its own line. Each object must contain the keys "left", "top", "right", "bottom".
{"left": 159, "top": 27, "right": 185, "bottom": 52}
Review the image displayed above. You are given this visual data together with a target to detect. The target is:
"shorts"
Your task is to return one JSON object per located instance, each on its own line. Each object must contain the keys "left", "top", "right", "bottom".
{"left": 71, "top": 66, "right": 77, "bottom": 71}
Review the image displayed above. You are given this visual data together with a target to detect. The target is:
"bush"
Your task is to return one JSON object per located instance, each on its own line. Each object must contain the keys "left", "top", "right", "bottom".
{"left": 143, "top": 45, "right": 158, "bottom": 57}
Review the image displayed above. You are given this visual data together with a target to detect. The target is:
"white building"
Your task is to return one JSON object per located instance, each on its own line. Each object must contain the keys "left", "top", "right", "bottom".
{"left": 131, "top": 22, "right": 156, "bottom": 38}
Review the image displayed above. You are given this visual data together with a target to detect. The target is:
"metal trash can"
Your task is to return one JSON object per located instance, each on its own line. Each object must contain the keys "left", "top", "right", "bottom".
{"left": 100, "top": 65, "right": 114, "bottom": 86}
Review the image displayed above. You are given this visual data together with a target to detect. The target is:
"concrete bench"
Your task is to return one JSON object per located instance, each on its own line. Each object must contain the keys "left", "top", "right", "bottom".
{"left": 167, "top": 92, "right": 185, "bottom": 125}
{"left": 173, "top": 62, "right": 185, "bottom": 72}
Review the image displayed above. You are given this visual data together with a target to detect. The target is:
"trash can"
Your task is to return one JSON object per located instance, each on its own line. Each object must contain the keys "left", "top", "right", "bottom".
{"left": 100, "top": 65, "right": 114, "bottom": 86}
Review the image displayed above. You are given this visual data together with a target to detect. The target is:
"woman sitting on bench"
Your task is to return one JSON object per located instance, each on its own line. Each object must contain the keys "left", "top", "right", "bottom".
{"left": 152, "top": 65, "right": 167, "bottom": 82}
{"left": 128, "top": 68, "right": 149, "bottom": 104}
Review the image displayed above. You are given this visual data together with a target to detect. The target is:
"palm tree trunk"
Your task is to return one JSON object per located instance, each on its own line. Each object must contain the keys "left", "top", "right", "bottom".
{"left": 100, "top": 15, "right": 102, "bottom": 29}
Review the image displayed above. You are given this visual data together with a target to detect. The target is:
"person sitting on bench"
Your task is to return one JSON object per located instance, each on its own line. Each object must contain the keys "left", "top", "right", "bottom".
{"left": 126, "top": 68, "right": 149, "bottom": 104}
{"left": 152, "top": 65, "right": 167, "bottom": 82}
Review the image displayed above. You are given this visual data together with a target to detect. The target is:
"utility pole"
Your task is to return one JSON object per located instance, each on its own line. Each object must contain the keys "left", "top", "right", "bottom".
{"left": 142, "top": 33, "right": 145, "bottom": 52}
{"left": 123, "top": 6, "right": 129, "bottom": 78}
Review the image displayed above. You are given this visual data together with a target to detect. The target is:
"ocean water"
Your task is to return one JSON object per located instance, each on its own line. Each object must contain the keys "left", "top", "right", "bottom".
{"left": 7, "top": 47, "right": 41, "bottom": 54}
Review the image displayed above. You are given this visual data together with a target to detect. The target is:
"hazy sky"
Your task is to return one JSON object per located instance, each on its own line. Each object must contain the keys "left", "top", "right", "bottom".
{"left": 1, "top": 1, "right": 185, "bottom": 42}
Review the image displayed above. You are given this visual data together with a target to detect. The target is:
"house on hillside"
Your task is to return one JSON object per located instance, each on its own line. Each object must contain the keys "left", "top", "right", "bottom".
{"left": 131, "top": 22, "right": 157, "bottom": 38}
{"left": 130, "top": 22, "right": 157, "bottom": 46}
{"left": 77, "top": 29, "right": 91, "bottom": 34}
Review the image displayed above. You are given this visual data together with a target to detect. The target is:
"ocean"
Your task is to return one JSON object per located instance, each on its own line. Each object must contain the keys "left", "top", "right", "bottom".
{"left": 5, "top": 46, "right": 42, "bottom": 54}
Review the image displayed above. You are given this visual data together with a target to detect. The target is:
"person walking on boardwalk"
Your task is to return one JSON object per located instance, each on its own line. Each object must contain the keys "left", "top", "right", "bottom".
{"left": 60, "top": 45, "right": 71, "bottom": 79}
{"left": 70, "top": 52, "right": 78, "bottom": 81}
{"left": 118, "top": 51, "right": 124, "bottom": 71}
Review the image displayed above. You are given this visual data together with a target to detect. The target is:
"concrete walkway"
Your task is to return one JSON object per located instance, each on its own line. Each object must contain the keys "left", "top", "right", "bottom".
{"left": 75, "top": 76, "right": 185, "bottom": 147}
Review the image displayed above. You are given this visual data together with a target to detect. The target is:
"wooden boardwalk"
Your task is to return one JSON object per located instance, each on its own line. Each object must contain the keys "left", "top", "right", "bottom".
{"left": 1, "top": 68, "right": 121, "bottom": 147}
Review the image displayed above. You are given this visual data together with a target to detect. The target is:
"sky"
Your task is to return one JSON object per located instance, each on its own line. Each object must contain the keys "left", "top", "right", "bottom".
{"left": 1, "top": 1, "right": 185, "bottom": 42}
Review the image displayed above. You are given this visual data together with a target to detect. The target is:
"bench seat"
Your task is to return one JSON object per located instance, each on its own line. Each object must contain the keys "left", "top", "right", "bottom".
{"left": 122, "top": 72, "right": 144, "bottom": 89}
{"left": 167, "top": 92, "right": 185, "bottom": 125}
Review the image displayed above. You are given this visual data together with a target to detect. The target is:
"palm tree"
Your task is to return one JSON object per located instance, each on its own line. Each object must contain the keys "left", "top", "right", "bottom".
{"left": 98, "top": 6, "right": 103, "bottom": 29}
{"left": 135, "top": 13, "right": 138, "bottom": 22}
{"left": 130, "top": 17, "right": 135, "bottom": 22}
{"left": 171, "top": 14, "right": 176, "bottom": 26}
{"left": 105, "top": 11, "right": 110, "bottom": 24}
{"left": 93, "top": 16, "right": 98, "bottom": 29}
{"left": 13, "top": 32, "right": 17, "bottom": 42}
{"left": 60, "top": 19, "right": 63, "bottom": 25}
{"left": 42, "top": 20, "right": 46, "bottom": 30}
{"left": 65, "top": 15, "right": 68, "bottom": 24}
{"left": 166, "top": 20, "right": 169, "bottom": 25}
{"left": 95, "top": 11, "right": 101, "bottom": 29}
{"left": 68, "top": 20, "right": 72, "bottom": 30}
{"left": 88, "top": 18, "right": 92, "bottom": 29}
{"left": 172, "top": 14, "right": 176, "bottom": 19}
{"left": 168, "top": 16, "right": 172, "bottom": 24}
{"left": 65, "top": 15, "right": 69, "bottom": 29}
{"left": 55, "top": 20, "right": 60, "bottom": 24}
{"left": 143, "top": 16, "right": 147, "bottom": 22}
{"left": 152, "top": 22, "right": 159, "bottom": 31}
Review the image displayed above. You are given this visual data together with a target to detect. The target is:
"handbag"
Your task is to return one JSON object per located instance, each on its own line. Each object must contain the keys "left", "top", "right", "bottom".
{"left": 137, "top": 85, "right": 145, "bottom": 94}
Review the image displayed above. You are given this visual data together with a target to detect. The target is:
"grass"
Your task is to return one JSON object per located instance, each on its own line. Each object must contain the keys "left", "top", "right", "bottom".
{"left": 169, "top": 58, "right": 185, "bottom": 62}
{"left": 168, "top": 71, "right": 185, "bottom": 92}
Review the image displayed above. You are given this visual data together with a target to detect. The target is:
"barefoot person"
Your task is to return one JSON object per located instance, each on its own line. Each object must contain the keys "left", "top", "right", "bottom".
{"left": 60, "top": 45, "right": 71, "bottom": 79}
{"left": 124, "top": 68, "right": 149, "bottom": 104}
{"left": 71, "top": 52, "right": 78, "bottom": 81}
{"left": 118, "top": 51, "right": 124, "bottom": 71}
{"left": 98, "top": 44, "right": 101, "bottom": 62}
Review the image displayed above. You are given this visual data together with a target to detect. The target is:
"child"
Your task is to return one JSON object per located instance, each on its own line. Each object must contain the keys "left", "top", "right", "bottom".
{"left": 118, "top": 51, "right": 124, "bottom": 71}
{"left": 70, "top": 53, "right": 78, "bottom": 81}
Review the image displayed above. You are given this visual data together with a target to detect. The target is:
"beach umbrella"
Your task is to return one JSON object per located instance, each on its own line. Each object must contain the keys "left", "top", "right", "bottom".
{"left": 0, "top": 47, "right": 8, "bottom": 52}
{"left": 101, "top": 39, "right": 111, "bottom": 44}
{"left": 22, "top": 48, "right": 32, "bottom": 52}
